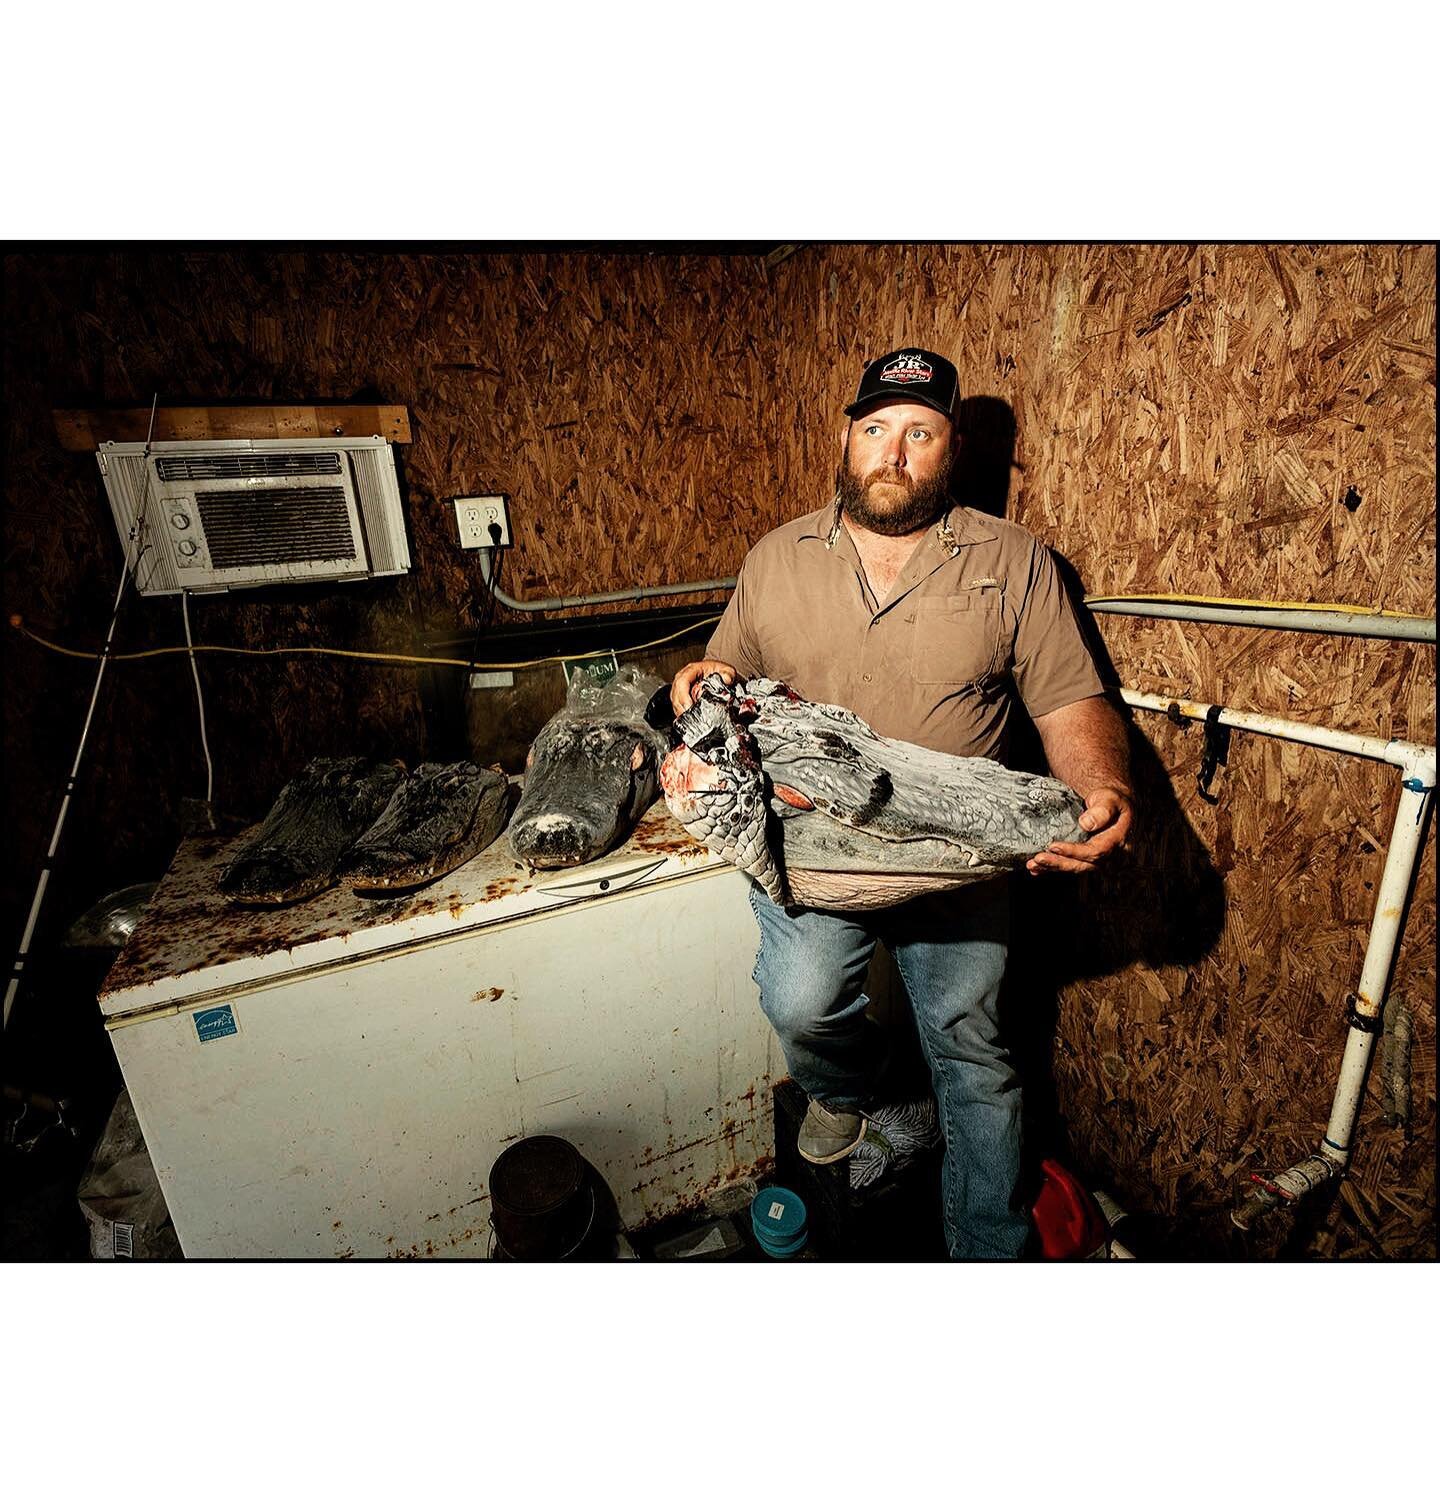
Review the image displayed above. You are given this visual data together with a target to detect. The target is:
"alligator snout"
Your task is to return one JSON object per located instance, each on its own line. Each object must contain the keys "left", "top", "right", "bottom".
{"left": 509, "top": 721, "right": 662, "bottom": 869}
{"left": 508, "top": 810, "right": 601, "bottom": 867}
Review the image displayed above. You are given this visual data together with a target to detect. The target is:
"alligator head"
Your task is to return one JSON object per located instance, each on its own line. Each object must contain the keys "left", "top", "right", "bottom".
{"left": 659, "top": 675, "right": 793, "bottom": 904}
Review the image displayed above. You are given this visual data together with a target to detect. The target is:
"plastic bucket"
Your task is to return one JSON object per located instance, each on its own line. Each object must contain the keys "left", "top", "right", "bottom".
{"left": 489, "top": 1135, "right": 595, "bottom": 1260}
{"left": 751, "top": 1187, "right": 808, "bottom": 1258}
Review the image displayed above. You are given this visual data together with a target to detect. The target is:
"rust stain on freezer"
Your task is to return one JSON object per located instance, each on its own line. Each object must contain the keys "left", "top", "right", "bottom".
{"left": 446, "top": 1194, "right": 490, "bottom": 1216}
{"left": 99, "top": 801, "right": 715, "bottom": 1007}
{"left": 632, "top": 830, "right": 700, "bottom": 858}
{"left": 629, "top": 1154, "right": 777, "bottom": 1224}
{"left": 631, "top": 805, "right": 704, "bottom": 858}
{"left": 624, "top": 1076, "right": 776, "bottom": 1227}
{"left": 95, "top": 828, "right": 379, "bottom": 993}
{"left": 638, "top": 1119, "right": 748, "bottom": 1165}
{"left": 97, "top": 823, "right": 534, "bottom": 1002}
{"left": 387, "top": 1219, "right": 487, "bottom": 1259}
{"left": 471, "top": 986, "right": 505, "bottom": 1004}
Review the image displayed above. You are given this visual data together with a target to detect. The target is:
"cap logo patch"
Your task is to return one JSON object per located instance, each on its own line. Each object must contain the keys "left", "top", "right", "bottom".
{"left": 880, "top": 353, "right": 933, "bottom": 385}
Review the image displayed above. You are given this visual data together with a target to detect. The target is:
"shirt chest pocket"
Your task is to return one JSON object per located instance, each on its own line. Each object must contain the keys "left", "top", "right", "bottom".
{"left": 908, "top": 594, "right": 1001, "bottom": 686}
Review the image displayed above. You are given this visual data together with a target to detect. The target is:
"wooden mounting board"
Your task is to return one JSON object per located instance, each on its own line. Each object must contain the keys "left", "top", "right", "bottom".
{"left": 53, "top": 405, "right": 411, "bottom": 450}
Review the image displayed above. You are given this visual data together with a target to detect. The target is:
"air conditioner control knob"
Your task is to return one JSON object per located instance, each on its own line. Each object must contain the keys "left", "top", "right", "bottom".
{"left": 177, "top": 539, "right": 198, "bottom": 557}
{"left": 170, "top": 512, "right": 191, "bottom": 529}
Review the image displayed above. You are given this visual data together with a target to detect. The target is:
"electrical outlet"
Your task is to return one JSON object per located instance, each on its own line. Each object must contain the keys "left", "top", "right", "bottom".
{"left": 454, "top": 494, "right": 511, "bottom": 549}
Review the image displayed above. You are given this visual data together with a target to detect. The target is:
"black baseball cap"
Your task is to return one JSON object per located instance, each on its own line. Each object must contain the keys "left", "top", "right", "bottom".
{"left": 844, "top": 347, "right": 959, "bottom": 422}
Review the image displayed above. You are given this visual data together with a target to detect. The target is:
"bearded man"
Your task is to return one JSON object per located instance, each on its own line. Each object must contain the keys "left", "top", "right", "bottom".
{"left": 670, "top": 347, "right": 1133, "bottom": 1259}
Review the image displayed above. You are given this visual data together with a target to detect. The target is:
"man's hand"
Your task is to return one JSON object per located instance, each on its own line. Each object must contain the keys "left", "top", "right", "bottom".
{"left": 1029, "top": 694, "right": 1134, "bottom": 877}
{"left": 1026, "top": 786, "right": 1133, "bottom": 876}
{"left": 670, "top": 659, "right": 738, "bottom": 716}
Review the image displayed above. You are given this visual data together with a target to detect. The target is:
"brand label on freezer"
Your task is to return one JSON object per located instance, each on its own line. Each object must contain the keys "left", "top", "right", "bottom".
{"left": 193, "top": 1004, "right": 238, "bottom": 1043}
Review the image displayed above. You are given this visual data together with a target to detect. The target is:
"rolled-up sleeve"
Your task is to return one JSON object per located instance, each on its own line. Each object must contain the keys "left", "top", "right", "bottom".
{"left": 1010, "top": 541, "right": 1104, "bottom": 718}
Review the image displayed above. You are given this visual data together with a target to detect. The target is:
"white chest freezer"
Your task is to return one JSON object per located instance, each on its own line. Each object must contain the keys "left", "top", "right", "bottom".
{"left": 98, "top": 802, "right": 779, "bottom": 1258}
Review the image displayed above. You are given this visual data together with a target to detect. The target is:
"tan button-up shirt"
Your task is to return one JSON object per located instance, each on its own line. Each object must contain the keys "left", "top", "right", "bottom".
{"left": 707, "top": 502, "right": 1103, "bottom": 762}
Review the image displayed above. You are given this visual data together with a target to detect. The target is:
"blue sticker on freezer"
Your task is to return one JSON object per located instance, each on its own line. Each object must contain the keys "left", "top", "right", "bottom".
{"left": 193, "top": 1004, "right": 238, "bottom": 1043}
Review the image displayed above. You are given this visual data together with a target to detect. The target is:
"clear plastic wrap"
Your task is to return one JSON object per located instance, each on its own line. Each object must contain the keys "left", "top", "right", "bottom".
{"left": 508, "top": 667, "right": 674, "bottom": 869}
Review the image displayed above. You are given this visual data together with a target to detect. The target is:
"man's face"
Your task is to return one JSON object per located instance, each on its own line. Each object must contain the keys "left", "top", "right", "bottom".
{"left": 836, "top": 400, "right": 956, "bottom": 537}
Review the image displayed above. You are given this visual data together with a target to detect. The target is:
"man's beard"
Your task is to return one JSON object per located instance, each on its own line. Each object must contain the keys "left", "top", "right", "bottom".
{"left": 835, "top": 440, "right": 953, "bottom": 537}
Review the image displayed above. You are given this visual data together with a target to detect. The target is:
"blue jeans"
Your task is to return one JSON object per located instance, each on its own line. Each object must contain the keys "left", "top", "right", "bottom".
{"left": 749, "top": 879, "right": 1028, "bottom": 1259}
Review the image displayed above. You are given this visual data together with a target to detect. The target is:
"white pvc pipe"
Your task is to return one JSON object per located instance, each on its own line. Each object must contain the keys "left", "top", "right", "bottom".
{"left": 1089, "top": 1187, "right": 1138, "bottom": 1259}
{"left": 1090, "top": 599, "right": 1435, "bottom": 643}
{"left": 478, "top": 547, "right": 735, "bottom": 614}
{"left": 1120, "top": 689, "right": 1434, "bottom": 774}
{"left": 1121, "top": 689, "right": 1436, "bottom": 1221}
{"left": 1322, "top": 772, "right": 1434, "bottom": 1160}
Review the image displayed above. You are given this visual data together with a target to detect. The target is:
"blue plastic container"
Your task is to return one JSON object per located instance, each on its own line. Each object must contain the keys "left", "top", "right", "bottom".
{"left": 752, "top": 1187, "right": 808, "bottom": 1258}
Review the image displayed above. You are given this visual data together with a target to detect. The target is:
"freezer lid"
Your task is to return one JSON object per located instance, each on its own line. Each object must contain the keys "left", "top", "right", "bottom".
{"left": 98, "top": 799, "right": 728, "bottom": 1020}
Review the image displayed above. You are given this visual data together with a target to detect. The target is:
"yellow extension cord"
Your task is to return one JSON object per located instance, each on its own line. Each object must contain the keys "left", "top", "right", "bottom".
{"left": 7, "top": 590, "right": 1431, "bottom": 672}
{"left": 6, "top": 611, "right": 726, "bottom": 672}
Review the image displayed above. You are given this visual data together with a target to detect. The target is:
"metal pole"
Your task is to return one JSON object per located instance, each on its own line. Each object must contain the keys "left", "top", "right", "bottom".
{"left": 478, "top": 547, "right": 735, "bottom": 614}
{"left": 1088, "top": 599, "right": 1435, "bottom": 643}
{"left": 4, "top": 397, "right": 158, "bottom": 1031}
{"left": 4, "top": 564, "right": 131, "bottom": 1029}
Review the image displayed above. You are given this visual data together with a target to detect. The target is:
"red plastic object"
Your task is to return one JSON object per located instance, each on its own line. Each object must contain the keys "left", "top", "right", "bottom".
{"left": 1030, "top": 1158, "right": 1110, "bottom": 1260}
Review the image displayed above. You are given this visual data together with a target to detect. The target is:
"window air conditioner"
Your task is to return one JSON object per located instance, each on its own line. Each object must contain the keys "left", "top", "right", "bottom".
{"left": 96, "top": 436, "right": 412, "bottom": 597}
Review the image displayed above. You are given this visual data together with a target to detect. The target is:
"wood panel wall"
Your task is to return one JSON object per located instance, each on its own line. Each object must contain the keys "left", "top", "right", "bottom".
{"left": 3, "top": 244, "right": 1432, "bottom": 1257}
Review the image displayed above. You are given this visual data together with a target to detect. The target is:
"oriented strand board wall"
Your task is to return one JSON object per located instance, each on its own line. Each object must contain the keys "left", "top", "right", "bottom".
{"left": 765, "top": 243, "right": 1435, "bottom": 1257}
{"left": 1, "top": 250, "right": 773, "bottom": 952}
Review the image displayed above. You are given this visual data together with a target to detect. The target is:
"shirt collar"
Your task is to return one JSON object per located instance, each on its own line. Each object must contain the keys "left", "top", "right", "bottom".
{"left": 796, "top": 500, "right": 1000, "bottom": 552}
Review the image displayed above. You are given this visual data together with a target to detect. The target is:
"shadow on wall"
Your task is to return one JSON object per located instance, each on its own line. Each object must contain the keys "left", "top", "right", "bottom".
{"left": 1021, "top": 551, "right": 1228, "bottom": 977}
{"left": 1017, "top": 722, "right": 1228, "bottom": 979}
{"left": 1003, "top": 554, "right": 1228, "bottom": 1194}
{"left": 952, "top": 395, "right": 1019, "bottom": 519}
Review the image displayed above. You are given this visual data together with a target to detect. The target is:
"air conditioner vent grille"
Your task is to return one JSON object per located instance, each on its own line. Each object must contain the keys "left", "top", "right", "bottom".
{"left": 196, "top": 488, "right": 357, "bottom": 568}
{"left": 97, "top": 437, "right": 408, "bottom": 596}
{"left": 156, "top": 452, "right": 343, "bottom": 481}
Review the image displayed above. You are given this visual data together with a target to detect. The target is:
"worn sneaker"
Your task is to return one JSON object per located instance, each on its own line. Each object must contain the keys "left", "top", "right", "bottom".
{"left": 798, "top": 1098, "right": 867, "bottom": 1164}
